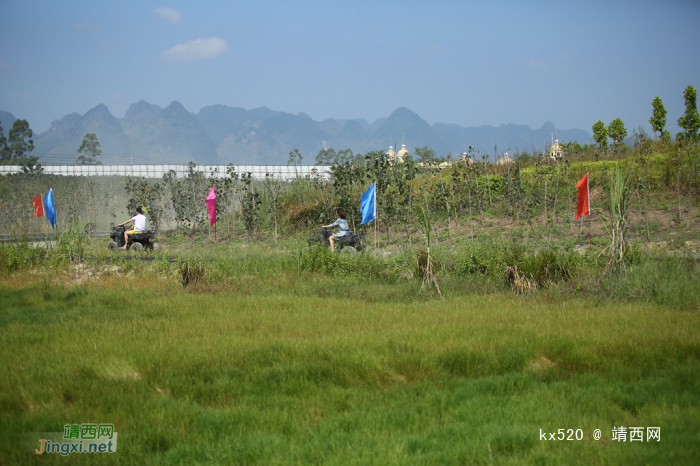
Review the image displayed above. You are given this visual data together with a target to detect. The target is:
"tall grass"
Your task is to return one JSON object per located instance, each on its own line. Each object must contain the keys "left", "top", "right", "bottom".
{"left": 1, "top": 283, "right": 699, "bottom": 464}
{"left": 600, "top": 163, "right": 634, "bottom": 270}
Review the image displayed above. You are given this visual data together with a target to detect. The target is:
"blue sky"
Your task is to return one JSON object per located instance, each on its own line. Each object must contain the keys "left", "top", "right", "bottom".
{"left": 1, "top": 0, "right": 698, "bottom": 137}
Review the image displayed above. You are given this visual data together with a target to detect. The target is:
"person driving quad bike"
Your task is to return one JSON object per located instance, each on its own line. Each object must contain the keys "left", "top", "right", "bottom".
{"left": 322, "top": 208, "right": 350, "bottom": 252}
{"left": 118, "top": 207, "right": 147, "bottom": 250}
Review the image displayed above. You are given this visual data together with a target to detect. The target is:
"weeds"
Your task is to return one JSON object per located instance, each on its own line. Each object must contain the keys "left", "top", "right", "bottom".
{"left": 600, "top": 163, "right": 634, "bottom": 271}
{"left": 417, "top": 208, "right": 441, "bottom": 295}
{"left": 181, "top": 259, "right": 206, "bottom": 286}
{"left": 57, "top": 217, "right": 85, "bottom": 260}
{"left": 505, "top": 265, "right": 539, "bottom": 294}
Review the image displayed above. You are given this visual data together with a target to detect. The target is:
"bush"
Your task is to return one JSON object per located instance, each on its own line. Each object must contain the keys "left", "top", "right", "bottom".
{"left": 181, "top": 259, "right": 206, "bottom": 286}
{"left": 300, "top": 247, "right": 394, "bottom": 281}
{"left": 0, "top": 241, "right": 34, "bottom": 273}
{"left": 604, "top": 255, "right": 700, "bottom": 310}
{"left": 451, "top": 241, "right": 586, "bottom": 289}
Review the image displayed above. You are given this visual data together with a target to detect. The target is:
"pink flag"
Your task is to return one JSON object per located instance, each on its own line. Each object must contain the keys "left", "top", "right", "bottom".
{"left": 206, "top": 186, "right": 216, "bottom": 226}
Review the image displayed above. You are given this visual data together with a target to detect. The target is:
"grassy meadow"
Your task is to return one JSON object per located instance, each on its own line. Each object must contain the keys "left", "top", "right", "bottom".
{"left": 2, "top": 139, "right": 700, "bottom": 464}
{"left": 1, "top": 237, "right": 699, "bottom": 465}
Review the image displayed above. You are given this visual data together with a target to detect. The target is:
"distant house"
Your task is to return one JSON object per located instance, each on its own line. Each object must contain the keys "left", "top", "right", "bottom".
{"left": 496, "top": 152, "right": 513, "bottom": 165}
{"left": 385, "top": 144, "right": 410, "bottom": 164}
{"left": 460, "top": 152, "right": 475, "bottom": 165}
{"left": 549, "top": 139, "right": 563, "bottom": 161}
{"left": 396, "top": 144, "right": 410, "bottom": 161}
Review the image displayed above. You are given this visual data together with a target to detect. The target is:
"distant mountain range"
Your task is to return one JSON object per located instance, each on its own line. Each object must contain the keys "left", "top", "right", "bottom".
{"left": 0, "top": 103, "right": 592, "bottom": 165}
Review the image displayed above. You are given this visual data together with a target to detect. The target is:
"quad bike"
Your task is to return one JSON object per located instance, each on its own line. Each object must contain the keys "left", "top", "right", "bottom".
{"left": 108, "top": 225, "right": 160, "bottom": 252}
{"left": 308, "top": 227, "right": 367, "bottom": 254}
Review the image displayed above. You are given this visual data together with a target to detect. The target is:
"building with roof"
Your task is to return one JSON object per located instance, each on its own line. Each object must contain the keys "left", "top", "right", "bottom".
{"left": 496, "top": 152, "right": 513, "bottom": 165}
{"left": 549, "top": 139, "right": 563, "bottom": 161}
{"left": 385, "top": 143, "right": 410, "bottom": 163}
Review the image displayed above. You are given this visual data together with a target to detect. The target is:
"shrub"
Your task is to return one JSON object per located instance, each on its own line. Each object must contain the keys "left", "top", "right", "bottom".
{"left": 181, "top": 259, "right": 206, "bottom": 286}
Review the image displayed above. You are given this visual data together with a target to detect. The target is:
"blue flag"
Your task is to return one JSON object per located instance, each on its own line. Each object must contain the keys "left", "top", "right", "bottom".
{"left": 360, "top": 183, "right": 377, "bottom": 225}
{"left": 45, "top": 188, "right": 56, "bottom": 227}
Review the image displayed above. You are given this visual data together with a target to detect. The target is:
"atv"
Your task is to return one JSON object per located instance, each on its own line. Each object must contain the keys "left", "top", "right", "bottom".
{"left": 108, "top": 225, "right": 160, "bottom": 252}
{"left": 308, "top": 227, "right": 367, "bottom": 254}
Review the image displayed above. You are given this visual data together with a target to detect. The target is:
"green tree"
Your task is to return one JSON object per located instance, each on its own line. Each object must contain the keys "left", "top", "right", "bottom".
{"left": 315, "top": 148, "right": 337, "bottom": 165}
{"left": 1, "top": 119, "right": 41, "bottom": 172}
{"left": 76, "top": 133, "right": 103, "bottom": 165}
{"left": 315, "top": 148, "right": 357, "bottom": 166}
{"left": 287, "top": 149, "right": 305, "bottom": 203}
{"left": 608, "top": 118, "right": 627, "bottom": 148}
{"left": 287, "top": 148, "right": 304, "bottom": 166}
{"left": 592, "top": 120, "right": 608, "bottom": 150}
{"left": 337, "top": 149, "right": 355, "bottom": 165}
{"left": 0, "top": 121, "right": 6, "bottom": 160}
{"left": 678, "top": 85, "right": 700, "bottom": 143}
{"left": 649, "top": 96, "right": 667, "bottom": 139}
{"left": 414, "top": 146, "right": 436, "bottom": 164}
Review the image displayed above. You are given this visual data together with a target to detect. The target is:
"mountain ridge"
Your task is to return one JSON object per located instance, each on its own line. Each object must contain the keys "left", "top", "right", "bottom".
{"left": 2, "top": 103, "right": 593, "bottom": 165}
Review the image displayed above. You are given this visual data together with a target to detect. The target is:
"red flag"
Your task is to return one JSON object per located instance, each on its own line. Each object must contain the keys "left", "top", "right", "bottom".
{"left": 575, "top": 173, "right": 590, "bottom": 219}
{"left": 32, "top": 195, "right": 45, "bottom": 217}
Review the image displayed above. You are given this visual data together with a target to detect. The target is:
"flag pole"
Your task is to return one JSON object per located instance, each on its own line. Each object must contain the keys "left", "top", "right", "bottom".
{"left": 375, "top": 185, "right": 378, "bottom": 256}
{"left": 374, "top": 217, "right": 377, "bottom": 257}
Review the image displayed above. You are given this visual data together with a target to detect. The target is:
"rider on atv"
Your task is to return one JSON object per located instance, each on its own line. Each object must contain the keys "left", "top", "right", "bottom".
{"left": 118, "top": 207, "right": 147, "bottom": 250}
{"left": 322, "top": 208, "right": 350, "bottom": 252}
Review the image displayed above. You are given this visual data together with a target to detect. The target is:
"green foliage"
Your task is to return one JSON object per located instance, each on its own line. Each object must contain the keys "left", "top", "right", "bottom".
{"left": 57, "top": 216, "right": 86, "bottom": 259}
{"left": 181, "top": 259, "right": 207, "bottom": 286}
{"left": 452, "top": 241, "right": 585, "bottom": 289}
{"left": 315, "top": 148, "right": 355, "bottom": 166}
{"left": 649, "top": 96, "right": 667, "bottom": 139}
{"left": 413, "top": 248, "right": 442, "bottom": 279}
{"left": 125, "top": 177, "right": 165, "bottom": 231}
{"left": 678, "top": 85, "right": 700, "bottom": 143}
{"left": 414, "top": 146, "right": 438, "bottom": 164}
{"left": 0, "top": 240, "right": 34, "bottom": 273}
{"left": 76, "top": 133, "right": 103, "bottom": 165}
{"left": 287, "top": 149, "right": 306, "bottom": 204}
{"left": 287, "top": 148, "right": 304, "bottom": 166}
{"left": 517, "top": 248, "right": 579, "bottom": 286}
{"left": 607, "top": 256, "right": 700, "bottom": 310}
{"left": 0, "top": 119, "right": 41, "bottom": 172}
{"left": 300, "top": 245, "right": 390, "bottom": 279}
{"left": 592, "top": 120, "right": 608, "bottom": 150}
{"left": 161, "top": 162, "right": 227, "bottom": 231}
{"left": 241, "top": 173, "right": 261, "bottom": 234}
{"left": 607, "top": 117, "right": 627, "bottom": 149}
{"left": 2, "top": 272, "right": 699, "bottom": 464}
{"left": 0, "top": 121, "right": 4, "bottom": 158}
{"left": 600, "top": 163, "right": 634, "bottom": 270}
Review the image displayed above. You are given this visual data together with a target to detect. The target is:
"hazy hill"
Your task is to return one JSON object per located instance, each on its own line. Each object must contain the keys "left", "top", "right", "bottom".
{"left": 318, "top": 118, "right": 343, "bottom": 138}
{"left": 33, "top": 105, "right": 130, "bottom": 163}
{"left": 337, "top": 120, "right": 370, "bottom": 153}
{"left": 22, "top": 101, "right": 592, "bottom": 165}
{"left": 434, "top": 121, "right": 593, "bottom": 156}
{"left": 121, "top": 100, "right": 219, "bottom": 164}
{"left": 0, "top": 110, "right": 17, "bottom": 137}
{"left": 371, "top": 107, "right": 450, "bottom": 155}
{"left": 338, "top": 118, "right": 372, "bottom": 134}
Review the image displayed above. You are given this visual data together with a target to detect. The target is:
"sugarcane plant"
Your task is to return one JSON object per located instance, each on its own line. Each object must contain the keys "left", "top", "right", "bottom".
{"left": 417, "top": 207, "right": 441, "bottom": 295}
{"left": 599, "top": 163, "right": 633, "bottom": 271}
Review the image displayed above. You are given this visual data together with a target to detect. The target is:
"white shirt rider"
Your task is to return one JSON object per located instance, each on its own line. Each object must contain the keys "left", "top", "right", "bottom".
{"left": 132, "top": 213, "right": 147, "bottom": 232}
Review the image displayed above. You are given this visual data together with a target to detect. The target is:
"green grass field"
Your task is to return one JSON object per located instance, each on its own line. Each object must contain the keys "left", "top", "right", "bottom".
{"left": 1, "top": 264, "right": 699, "bottom": 465}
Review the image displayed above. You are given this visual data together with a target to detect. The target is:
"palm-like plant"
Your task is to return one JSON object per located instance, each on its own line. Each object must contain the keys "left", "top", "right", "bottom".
{"left": 417, "top": 207, "right": 441, "bottom": 295}
{"left": 599, "top": 163, "right": 633, "bottom": 270}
